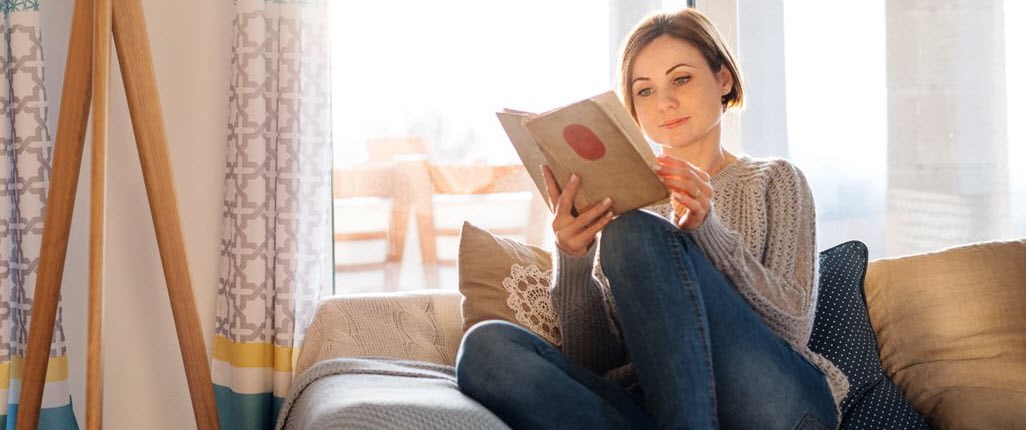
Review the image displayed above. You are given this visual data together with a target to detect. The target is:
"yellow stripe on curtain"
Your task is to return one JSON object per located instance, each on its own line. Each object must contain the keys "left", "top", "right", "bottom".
{"left": 0, "top": 357, "right": 70, "bottom": 389}
{"left": 213, "top": 335, "right": 295, "bottom": 373}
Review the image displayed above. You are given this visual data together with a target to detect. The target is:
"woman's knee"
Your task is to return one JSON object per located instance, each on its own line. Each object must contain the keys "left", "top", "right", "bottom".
{"left": 461, "top": 319, "right": 538, "bottom": 350}
{"left": 457, "top": 321, "right": 533, "bottom": 386}
{"left": 602, "top": 210, "right": 706, "bottom": 262}
{"left": 600, "top": 210, "right": 677, "bottom": 258}
{"left": 457, "top": 320, "right": 554, "bottom": 404}
{"left": 602, "top": 210, "right": 669, "bottom": 242}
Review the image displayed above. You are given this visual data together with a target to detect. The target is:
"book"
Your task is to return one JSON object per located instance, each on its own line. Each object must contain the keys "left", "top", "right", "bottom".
{"left": 497, "top": 91, "right": 669, "bottom": 216}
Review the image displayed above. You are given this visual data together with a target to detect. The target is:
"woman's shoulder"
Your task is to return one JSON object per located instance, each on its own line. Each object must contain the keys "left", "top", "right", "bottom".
{"left": 740, "top": 157, "right": 816, "bottom": 214}
{"left": 723, "top": 156, "right": 808, "bottom": 185}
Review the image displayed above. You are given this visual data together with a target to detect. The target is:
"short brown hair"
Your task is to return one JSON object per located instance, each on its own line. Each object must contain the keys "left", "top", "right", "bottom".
{"left": 617, "top": 8, "right": 745, "bottom": 119}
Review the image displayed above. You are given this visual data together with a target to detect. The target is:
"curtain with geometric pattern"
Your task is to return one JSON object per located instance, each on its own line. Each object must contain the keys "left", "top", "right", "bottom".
{"left": 212, "top": 0, "right": 332, "bottom": 428}
{"left": 0, "top": 2, "right": 78, "bottom": 429}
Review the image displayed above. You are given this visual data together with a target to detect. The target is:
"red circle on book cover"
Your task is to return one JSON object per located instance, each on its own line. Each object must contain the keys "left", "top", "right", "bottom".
{"left": 562, "top": 124, "right": 606, "bottom": 161}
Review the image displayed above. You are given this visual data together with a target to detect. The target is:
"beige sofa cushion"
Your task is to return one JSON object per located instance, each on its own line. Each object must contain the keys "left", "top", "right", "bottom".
{"left": 458, "top": 221, "right": 561, "bottom": 345}
{"left": 295, "top": 291, "right": 464, "bottom": 376}
{"left": 865, "top": 240, "right": 1026, "bottom": 428}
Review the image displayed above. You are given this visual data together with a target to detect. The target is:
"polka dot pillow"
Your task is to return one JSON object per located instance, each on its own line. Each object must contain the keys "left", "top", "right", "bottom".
{"left": 809, "top": 241, "right": 929, "bottom": 429}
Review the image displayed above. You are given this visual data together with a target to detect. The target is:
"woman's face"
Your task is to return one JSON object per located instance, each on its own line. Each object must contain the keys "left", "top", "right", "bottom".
{"left": 630, "top": 35, "right": 732, "bottom": 150}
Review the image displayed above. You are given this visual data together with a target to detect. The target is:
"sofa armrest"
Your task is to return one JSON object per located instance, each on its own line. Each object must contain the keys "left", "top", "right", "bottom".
{"left": 295, "top": 290, "right": 464, "bottom": 377}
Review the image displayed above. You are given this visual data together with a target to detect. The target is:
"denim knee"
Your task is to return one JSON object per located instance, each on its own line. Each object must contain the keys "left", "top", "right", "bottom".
{"left": 601, "top": 210, "right": 690, "bottom": 268}
{"left": 601, "top": 210, "right": 670, "bottom": 246}
{"left": 456, "top": 321, "right": 531, "bottom": 393}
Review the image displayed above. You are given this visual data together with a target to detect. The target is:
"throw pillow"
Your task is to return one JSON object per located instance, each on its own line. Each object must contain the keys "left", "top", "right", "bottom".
{"left": 808, "top": 241, "right": 928, "bottom": 429}
{"left": 457, "top": 221, "right": 560, "bottom": 345}
{"left": 865, "top": 240, "right": 1026, "bottom": 429}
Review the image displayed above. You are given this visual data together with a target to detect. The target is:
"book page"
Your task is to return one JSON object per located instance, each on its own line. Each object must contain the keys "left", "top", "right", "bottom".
{"left": 496, "top": 111, "right": 554, "bottom": 210}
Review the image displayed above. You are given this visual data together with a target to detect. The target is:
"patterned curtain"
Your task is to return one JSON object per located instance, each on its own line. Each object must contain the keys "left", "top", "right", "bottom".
{"left": 213, "top": 0, "right": 332, "bottom": 428}
{"left": 0, "top": 2, "right": 78, "bottom": 429}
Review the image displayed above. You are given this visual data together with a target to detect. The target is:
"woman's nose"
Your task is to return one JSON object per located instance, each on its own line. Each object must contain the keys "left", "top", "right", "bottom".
{"left": 657, "top": 92, "right": 678, "bottom": 111}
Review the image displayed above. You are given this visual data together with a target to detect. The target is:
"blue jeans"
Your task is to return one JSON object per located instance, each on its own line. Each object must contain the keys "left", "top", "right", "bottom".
{"left": 457, "top": 210, "right": 836, "bottom": 429}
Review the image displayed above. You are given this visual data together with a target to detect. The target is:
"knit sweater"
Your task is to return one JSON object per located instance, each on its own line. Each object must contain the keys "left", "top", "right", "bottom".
{"left": 550, "top": 156, "right": 850, "bottom": 417}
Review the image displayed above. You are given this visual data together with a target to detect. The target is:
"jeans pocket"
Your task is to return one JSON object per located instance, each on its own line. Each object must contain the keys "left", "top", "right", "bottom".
{"left": 795, "top": 413, "right": 830, "bottom": 430}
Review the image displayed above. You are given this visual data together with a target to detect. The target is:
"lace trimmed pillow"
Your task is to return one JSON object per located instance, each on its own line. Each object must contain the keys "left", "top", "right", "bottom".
{"left": 458, "top": 221, "right": 561, "bottom": 346}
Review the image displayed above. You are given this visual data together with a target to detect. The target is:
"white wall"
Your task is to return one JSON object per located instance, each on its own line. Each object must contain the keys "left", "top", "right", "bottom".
{"left": 42, "top": 0, "right": 232, "bottom": 428}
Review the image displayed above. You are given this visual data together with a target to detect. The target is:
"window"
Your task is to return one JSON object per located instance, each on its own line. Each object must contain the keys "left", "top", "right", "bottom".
{"left": 330, "top": 1, "right": 690, "bottom": 293}
{"left": 738, "top": 0, "right": 1024, "bottom": 259}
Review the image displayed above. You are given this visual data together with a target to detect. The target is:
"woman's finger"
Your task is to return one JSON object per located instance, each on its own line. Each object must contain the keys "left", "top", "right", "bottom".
{"left": 554, "top": 199, "right": 602, "bottom": 233}
{"left": 658, "top": 154, "right": 713, "bottom": 182}
{"left": 556, "top": 173, "right": 582, "bottom": 217}
{"left": 679, "top": 158, "right": 712, "bottom": 181}
{"left": 568, "top": 197, "right": 613, "bottom": 231}
{"left": 657, "top": 153, "right": 687, "bottom": 166}
{"left": 541, "top": 165, "right": 561, "bottom": 213}
{"left": 656, "top": 158, "right": 691, "bottom": 179}
{"left": 671, "top": 198, "right": 688, "bottom": 221}
{"left": 657, "top": 159, "right": 707, "bottom": 187}
{"left": 664, "top": 163, "right": 714, "bottom": 193}
{"left": 660, "top": 175, "right": 706, "bottom": 199}
{"left": 658, "top": 160, "right": 710, "bottom": 186}
{"left": 577, "top": 211, "right": 614, "bottom": 239}
{"left": 672, "top": 192, "right": 707, "bottom": 228}
{"left": 687, "top": 168, "right": 714, "bottom": 197}
{"left": 673, "top": 191, "right": 704, "bottom": 211}
{"left": 667, "top": 155, "right": 710, "bottom": 178}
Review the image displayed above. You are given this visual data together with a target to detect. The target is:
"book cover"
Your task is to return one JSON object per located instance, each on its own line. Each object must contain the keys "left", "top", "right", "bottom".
{"left": 497, "top": 91, "right": 669, "bottom": 215}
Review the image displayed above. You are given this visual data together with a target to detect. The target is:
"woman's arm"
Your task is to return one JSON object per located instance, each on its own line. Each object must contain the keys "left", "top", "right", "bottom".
{"left": 688, "top": 161, "right": 818, "bottom": 339}
{"left": 550, "top": 243, "right": 627, "bottom": 375}
{"left": 539, "top": 164, "right": 625, "bottom": 374}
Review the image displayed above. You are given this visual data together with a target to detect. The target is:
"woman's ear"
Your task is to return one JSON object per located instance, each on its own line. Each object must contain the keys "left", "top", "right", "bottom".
{"left": 716, "top": 65, "right": 733, "bottom": 95}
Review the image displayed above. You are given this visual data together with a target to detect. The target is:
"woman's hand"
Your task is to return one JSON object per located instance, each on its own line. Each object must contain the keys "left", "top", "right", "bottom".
{"left": 655, "top": 154, "right": 713, "bottom": 231}
{"left": 542, "top": 165, "right": 614, "bottom": 257}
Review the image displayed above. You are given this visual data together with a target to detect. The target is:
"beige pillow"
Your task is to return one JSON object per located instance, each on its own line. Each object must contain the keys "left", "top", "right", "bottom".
{"left": 457, "top": 221, "right": 561, "bottom": 346}
{"left": 865, "top": 240, "right": 1026, "bottom": 429}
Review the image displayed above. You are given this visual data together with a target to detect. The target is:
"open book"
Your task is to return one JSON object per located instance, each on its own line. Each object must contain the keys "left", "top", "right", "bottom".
{"left": 497, "top": 91, "right": 669, "bottom": 215}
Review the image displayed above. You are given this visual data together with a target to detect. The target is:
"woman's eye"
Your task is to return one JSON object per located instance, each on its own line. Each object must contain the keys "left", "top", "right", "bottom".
{"left": 673, "top": 76, "right": 691, "bottom": 86}
{"left": 636, "top": 88, "right": 653, "bottom": 97}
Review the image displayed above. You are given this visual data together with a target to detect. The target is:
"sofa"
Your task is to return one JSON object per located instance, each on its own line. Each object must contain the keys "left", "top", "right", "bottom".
{"left": 276, "top": 238, "right": 1026, "bottom": 429}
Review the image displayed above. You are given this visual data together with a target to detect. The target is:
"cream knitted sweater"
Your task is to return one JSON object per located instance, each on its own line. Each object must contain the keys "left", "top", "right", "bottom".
{"left": 550, "top": 156, "right": 849, "bottom": 415}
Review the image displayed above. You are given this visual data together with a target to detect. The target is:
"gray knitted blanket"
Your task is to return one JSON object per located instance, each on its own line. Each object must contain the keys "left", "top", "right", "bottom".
{"left": 276, "top": 358, "right": 511, "bottom": 430}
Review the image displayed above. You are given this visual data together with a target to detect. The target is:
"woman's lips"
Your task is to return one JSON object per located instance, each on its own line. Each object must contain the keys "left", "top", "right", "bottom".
{"left": 661, "top": 117, "right": 688, "bottom": 129}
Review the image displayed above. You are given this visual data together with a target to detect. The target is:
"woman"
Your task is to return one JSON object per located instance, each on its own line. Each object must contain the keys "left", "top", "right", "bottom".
{"left": 456, "top": 8, "right": 848, "bottom": 429}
